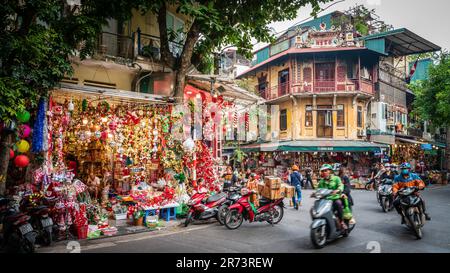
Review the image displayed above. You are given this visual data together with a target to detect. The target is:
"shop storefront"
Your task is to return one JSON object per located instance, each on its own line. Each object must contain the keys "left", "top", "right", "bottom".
{"left": 4, "top": 87, "right": 222, "bottom": 241}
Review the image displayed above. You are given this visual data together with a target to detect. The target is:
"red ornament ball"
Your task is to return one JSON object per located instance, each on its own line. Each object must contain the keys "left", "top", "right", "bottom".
{"left": 9, "top": 149, "right": 14, "bottom": 159}
{"left": 14, "top": 155, "right": 30, "bottom": 168}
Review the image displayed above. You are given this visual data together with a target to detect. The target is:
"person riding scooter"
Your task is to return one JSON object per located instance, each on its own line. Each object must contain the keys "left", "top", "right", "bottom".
{"left": 393, "top": 162, "right": 431, "bottom": 223}
{"left": 317, "top": 164, "right": 348, "bottom": 230}
{"left": 380, "top": 163, "right": 396, "bottom": 181}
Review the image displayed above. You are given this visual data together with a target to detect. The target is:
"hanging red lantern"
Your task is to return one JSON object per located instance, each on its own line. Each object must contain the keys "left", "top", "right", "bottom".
{"left": 14, "top": 155, "right": 30, "bottom": 168}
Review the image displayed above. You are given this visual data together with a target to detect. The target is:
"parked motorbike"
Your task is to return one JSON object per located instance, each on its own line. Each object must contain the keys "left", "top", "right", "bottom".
{"left": 224, "top": 189, "right": 284, "bottom": 230}
{"left": 377, "top": 179, "right": 394, "bottom": 212}
{"left": 397, "top": 186, "right": 426, "bottom": 239}
{"left": 0, "top": 196, "right": 37, "bottom": 253}
{"left": 20, "top": 199, "right": 54, "bottom": 246}
{"left": 309, "top": 189, "right": 355, "bottom": 249}
{"left": 217, "top": 186, "right": 242, "bottom": 225}
{"left": 184, "top": 191, "right": 228, "bottom": 227}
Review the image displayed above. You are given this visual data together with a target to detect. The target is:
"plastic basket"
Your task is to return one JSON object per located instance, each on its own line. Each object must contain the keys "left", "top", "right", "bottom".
{"left": 76, "top": 225, "right": 88, "bottom": 240}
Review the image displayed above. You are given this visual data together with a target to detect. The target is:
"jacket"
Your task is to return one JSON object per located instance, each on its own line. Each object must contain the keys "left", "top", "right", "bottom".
{"left": 393, "top": 173, "right": 425, "bottom": 194}
{"left": 290, "top": 171, "right": 303, "bottom": 187}
{"left": 318, "top": 175, "right": 344, "bottom": 200}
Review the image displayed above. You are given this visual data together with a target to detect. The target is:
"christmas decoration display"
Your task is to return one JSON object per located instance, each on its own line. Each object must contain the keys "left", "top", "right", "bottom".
{"left": 17, "top": 139, "right": 30, "bottom": 153}
{"left": 16, "top": 110, "right": 31, "bottom": 123}
{"left": 14, "top": 155, "right": 30, "bottom": 168}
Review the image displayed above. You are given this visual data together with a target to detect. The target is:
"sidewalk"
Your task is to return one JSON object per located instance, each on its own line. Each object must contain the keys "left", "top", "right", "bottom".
{"left": 36, "top": 218, "right": 183, "bottom": 253}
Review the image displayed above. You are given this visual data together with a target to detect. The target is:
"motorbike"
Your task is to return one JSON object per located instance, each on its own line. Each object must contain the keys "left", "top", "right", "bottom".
{"left": 21, "top": 202, "right": 54, "bottom": 246}
{"left": 217, "top": 186, "right": 242, "bottom": 225}
{"left": 0, "top": 196, "right": 37, "bottom": 253}
{"left": 224, "top": 189, "right": 284, "bottom": 230}
{"left": 377, "top": 179, "right": 394, "bottom": 212}
{"left": 397, "top": 186, "right": 426, "bottom": 239}
{"left": 310, "top": 189, "right": 355, "bottom": 249}
{"left": 184, "top": 191, "right": 228, "bottom": 227}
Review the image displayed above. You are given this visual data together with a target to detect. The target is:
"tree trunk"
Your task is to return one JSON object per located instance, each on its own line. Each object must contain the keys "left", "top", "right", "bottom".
{"left": 446, "top": 127, "right": 450, "bottom": 171}
{"left": 0, "top": 130, "right": 13, "bottom": 195}
{"left": 156, "top": 2, "right": 176, "bottom": 69}
{"left": 173, "top": 22, "right": 201, "bottom": 103}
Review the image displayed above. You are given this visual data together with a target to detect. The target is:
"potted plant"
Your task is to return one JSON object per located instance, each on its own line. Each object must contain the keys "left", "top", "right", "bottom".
{"left": 128, "top": 205, "right": 144, "bottom": 226}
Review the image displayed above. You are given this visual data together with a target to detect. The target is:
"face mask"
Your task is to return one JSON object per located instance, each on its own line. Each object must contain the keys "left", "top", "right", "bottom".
{"left": 401, "top": 169, "right": 409, "bottom": 175}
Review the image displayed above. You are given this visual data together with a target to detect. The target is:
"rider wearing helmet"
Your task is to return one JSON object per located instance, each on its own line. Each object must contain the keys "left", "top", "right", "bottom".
{"left": 318, "top": 164, "right": 347, "bottom": 229}
{"left": 393, "top": 162, "right": 431, "bottom": 222}
{"left": 380, "top": 163, "right": 396, "bottom": 181}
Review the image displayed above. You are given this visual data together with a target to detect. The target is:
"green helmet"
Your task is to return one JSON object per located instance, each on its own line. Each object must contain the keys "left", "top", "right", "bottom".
{"left": 320, "top": 164, "right": 333, "bottom": 171}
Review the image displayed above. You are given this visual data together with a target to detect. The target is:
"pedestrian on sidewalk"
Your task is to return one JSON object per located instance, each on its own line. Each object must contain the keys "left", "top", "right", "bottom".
{"left": 290, "top": 165, "right": 303, "bottom": 210}
{"left": 304, "top": 167, "right": 315, "bottom": 189}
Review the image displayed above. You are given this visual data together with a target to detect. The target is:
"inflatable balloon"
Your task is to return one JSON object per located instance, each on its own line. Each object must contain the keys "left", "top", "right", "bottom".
{"left": 17, "top": 139, "right": 30, "bottom": 153}
{"left": 14, "top": 155, "right": 30, "bottom": 168}
{"left": 19, "top": 124, "right": 31, "bottom": 138}
{"left": 16, "top": 110, "right": 31, "bottom": 123}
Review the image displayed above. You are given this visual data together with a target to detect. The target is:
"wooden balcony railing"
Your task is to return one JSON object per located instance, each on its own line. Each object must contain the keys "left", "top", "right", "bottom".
{"left": 257, "top": 78, "right": 374, "bottom": 100}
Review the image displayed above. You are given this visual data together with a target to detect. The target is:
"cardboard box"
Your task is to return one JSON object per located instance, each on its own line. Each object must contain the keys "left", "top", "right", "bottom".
{"left": 261, "top": 186, "right": 284, "bottom": 200}
{"left": 284, "top": 185, "right": 295, "bottom": 199}
{"left": 264, "top": 176, "right": 281, "bottom": 189}
{"left": 258, "top": 182, "right": 265, "bottom": 194}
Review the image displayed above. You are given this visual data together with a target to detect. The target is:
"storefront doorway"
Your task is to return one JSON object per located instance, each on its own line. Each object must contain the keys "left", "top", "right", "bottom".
{"left": 317, "top": 105, "right": 333, "bottom": 138}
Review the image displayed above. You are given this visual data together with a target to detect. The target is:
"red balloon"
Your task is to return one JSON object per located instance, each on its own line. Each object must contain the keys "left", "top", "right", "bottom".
{"left": 14, "top": 155, "right": 30, "bottom": 168}
{"left": 9, "top": 149, "right": 14, "bottom": 159}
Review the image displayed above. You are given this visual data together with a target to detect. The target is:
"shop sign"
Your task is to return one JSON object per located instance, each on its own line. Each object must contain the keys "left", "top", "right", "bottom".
{"left": 318, "top": 147, "right": 333, "bottom": 151}
{"left": 421, "top": 144, "right": 432, "bottom": 150}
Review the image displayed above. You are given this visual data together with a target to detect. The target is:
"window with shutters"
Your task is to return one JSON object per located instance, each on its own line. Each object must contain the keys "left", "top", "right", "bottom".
{"left": 305, "top": 105, "right": 313, "bottom": 127}
{"left": 337, "top": 104, "right": 345, "bottom": 127}
{"left": 280, "top": 109, "right": 287, "bottom": 131}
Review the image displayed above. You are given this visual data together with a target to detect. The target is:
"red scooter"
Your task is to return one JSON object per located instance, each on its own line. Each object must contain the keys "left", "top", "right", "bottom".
{"left": 184, "top": 191, "right": 228, "bottom": 227}
{"left": 224, "top": 189, "right": 284, "bottom": 230}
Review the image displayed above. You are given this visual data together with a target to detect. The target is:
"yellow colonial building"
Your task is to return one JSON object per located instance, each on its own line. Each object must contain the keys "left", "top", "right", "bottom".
{"left": 56, "top": 5, "right": 189, "bottom": 101}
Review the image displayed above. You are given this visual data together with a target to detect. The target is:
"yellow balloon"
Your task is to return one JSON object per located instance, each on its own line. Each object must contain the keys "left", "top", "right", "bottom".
{"left": 17, "top": 140, "right": 30, "bottom": 153}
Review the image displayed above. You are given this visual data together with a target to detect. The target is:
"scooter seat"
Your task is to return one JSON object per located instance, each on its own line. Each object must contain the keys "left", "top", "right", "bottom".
{"left": 206, "top": 192, "right": 227, "bottom": 203}
{"left": 259, "top": 197, "right": 271, "bottom": 206}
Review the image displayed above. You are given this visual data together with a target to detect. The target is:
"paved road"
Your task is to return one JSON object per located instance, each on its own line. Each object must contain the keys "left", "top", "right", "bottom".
{"left": 40, "top": 185, "right": 450, "bottom": 253}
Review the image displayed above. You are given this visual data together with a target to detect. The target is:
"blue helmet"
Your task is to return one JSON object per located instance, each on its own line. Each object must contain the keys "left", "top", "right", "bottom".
{"left": 400, "top": 162, "right": 411, "bottom": 169}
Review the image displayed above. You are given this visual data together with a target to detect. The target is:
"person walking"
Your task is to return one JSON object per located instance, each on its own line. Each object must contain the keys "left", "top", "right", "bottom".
{"left": 304, "top": 167, "right": 315, "bottom": 189}
{"left": 290, "top": 165, "right": 303, "bottom": 210}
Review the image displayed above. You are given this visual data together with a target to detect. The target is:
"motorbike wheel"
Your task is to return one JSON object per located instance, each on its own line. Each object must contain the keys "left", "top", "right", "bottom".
{"left": 184, "top": 212, "right": 193, "bottom": 227}
{"left": 224, "top": 209, "right": 243, "bottom": 230}
{"left": 310, "top": 225, "right": 327, "bottom": 249}
{"left": 41, "top": 228, "right": 53, "bottom": 246}
{"left": 381, "top": 197, "right": 388, "bottom": 213}
{"left": 217, "top": 204, "right": 229, "bottom": 226}
{"left": 21, "top": 237, "right": 35, "bottom": 253}
{"left": 267, "top": 205, "right": 284, "bottom": 225}
{"left": 407, "top": 208, "right": 423, "bottom": 240}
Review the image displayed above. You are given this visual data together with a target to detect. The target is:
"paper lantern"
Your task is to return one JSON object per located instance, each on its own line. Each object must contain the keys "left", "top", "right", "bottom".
{"left": 19, "top": 124, "right": 31, "bottom": 138}
{"left": 14, "top": 155, "right": 30, "bottom": 168}
{"left": 17, "top": 139, "right": 30, "bottom": 153}
{"left": 16, "top": 110, "right": 31, "bottom": 123}
{"left": 9, "top": 149, "right": 14, "bottom": 159}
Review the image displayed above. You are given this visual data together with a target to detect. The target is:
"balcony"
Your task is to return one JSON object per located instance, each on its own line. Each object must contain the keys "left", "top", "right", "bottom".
{"left": 94, "top": 30, "right": 183, "bottom": 64}
{"left": 257, "top": 78, "right": 374, "bottom": 100}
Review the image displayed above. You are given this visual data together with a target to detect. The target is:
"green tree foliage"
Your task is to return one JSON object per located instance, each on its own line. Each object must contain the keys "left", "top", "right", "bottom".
{"left": 410, "top": 53, "right": 450, "bottom": 127}
{"left": 0, "top": 0, "right": 138, "bottom": 122}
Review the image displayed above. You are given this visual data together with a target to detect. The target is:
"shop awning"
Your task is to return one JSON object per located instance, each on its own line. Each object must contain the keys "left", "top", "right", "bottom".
{"left": 240, "top": 140, "right": 389, "bottom": 152}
